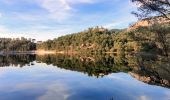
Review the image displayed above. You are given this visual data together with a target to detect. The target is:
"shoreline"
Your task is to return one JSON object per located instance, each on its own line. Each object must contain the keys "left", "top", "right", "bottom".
{"left": 0, "top": 50, "right": 56, "bottom": 55}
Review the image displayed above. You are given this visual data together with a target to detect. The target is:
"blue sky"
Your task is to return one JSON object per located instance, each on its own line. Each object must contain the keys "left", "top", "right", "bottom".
{"left": 0, "top": 0, "right": 137, "bottom": 41}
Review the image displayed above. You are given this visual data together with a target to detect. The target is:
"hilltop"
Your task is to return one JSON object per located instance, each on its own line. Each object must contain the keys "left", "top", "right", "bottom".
{"left": 128, "top": 15, "right": 170, "bottom": 31}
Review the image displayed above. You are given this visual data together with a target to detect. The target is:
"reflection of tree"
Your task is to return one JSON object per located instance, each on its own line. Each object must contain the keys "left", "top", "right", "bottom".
{"left": 36, "top": 54, "right": 131, "bottom": 78}
{"left": 128, "top": 54, "right": 170, "bottom": 88}
{"left": 36, "top": 54, "right": 170, "bottom": 87}
{"left": 0, "top": 54, "right": 36, "bottom": 67}
{"left": 0, "top": 54, "right": 169, "bottom": 87}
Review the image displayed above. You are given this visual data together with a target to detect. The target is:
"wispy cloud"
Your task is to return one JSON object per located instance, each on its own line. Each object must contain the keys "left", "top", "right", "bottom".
{"left": 38, "top": 82, "right": 70, "bottom": 100}
{"left": 38, "top": 0, "right": 72, "bottom": 21}
{"left": 37, "top": 0, "right": 98, "bottom": 21}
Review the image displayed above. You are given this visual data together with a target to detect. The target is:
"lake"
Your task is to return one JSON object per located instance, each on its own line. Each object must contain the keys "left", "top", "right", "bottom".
{"left": 0, "top": 54, "right": 169, "bottom": 100}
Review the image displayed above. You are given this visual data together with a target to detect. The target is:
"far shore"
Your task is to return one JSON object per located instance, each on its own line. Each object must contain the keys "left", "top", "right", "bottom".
{"left": 1, "top": 51, "right": 168, "bottom": 58}
{"left": 0, "top": 50, "right": 84, "bottom": 55}
{"left": 0, "top": 50, "right": 83, "bottom": 55}
{"left": 0, "top": 50, "right": 56, "bottom": 55}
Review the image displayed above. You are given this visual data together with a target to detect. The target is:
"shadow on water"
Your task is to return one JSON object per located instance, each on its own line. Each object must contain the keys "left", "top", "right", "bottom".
{"left": 0, "top": 53, "right": 169, "bottom": 88}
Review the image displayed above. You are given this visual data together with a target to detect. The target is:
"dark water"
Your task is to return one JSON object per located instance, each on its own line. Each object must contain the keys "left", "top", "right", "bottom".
{"left": 0, "top": 54, "right": 170, "bottom": 100}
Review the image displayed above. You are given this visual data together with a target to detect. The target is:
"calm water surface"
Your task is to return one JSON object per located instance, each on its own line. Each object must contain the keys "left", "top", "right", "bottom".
{"left": 0, "top": 54, "right": 169, "bottom": 100}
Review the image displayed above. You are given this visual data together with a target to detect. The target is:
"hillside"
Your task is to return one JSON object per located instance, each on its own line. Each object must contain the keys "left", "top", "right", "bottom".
{"left": 37, "top": 27, "right": 121, "bottom": 53}
{"left": 37, "top": 16, "right": 170, "bottom": 56}
{"left": 128, "top": 15, "right": 170, "bottom": 31}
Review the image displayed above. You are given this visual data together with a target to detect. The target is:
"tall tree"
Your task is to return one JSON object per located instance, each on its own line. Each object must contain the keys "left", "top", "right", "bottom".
{"left": 131, "top": 0, "right": 170, "bottom": 20}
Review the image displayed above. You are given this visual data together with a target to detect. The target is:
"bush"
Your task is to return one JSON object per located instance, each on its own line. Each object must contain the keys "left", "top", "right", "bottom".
{"left": 141, "top": 42, "right": 157, "bottom": 52}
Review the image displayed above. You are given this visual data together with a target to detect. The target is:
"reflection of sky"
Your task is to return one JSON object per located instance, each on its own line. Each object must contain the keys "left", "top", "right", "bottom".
{"left": 0, "top": 63, "right": 169, "bottom": 100}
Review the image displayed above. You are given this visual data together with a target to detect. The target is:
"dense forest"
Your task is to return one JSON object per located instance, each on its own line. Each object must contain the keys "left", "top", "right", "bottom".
{"left": 0, "top": 37, "right": 36, "bottom": 53}
{"left": 37, "top": 19, "right": 170, "bottom": 56}
{"left": 37, "top": 27, "right": 122, "bottom": 53}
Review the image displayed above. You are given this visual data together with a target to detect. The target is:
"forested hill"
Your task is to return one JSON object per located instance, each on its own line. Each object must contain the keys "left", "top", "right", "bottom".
{"left": 37, "top": 27, "right": 124, "bottom": 53}
{"left": 0, "top": 16, "right": 169, "bottom": 56}
{"left": 37, "top": 21, "right": 170, "bottom": 56}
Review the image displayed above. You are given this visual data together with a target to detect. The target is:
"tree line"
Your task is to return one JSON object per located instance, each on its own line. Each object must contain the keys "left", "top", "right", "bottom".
{"left": 0, "top": 37, "right": 36, "bottom": 52}
{"left": 0, "top": 21, "right": 169, "bottom": 57}
{"left": 37, "top": 27, "right": 122, "bottom": 53}
{"left": 37, "top": 22, "right": 170, "bottom": 56}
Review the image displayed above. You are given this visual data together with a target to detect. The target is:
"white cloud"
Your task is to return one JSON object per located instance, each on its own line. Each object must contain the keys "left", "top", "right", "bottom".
{"left": 1, "top": 0, "right": 97, "bottom": 21}
{"left": 38, "top": 82, "right": 70, "bottom": 100}
{"left": 38, "top": 0, "right": 72, "bottom": 21}
{"left": 37, "top": 0, "right": 98, "bottom": 21}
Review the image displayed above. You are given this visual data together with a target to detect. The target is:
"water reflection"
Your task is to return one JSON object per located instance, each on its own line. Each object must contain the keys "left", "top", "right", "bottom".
{"left": 0, "top": 54, "right": 169, "bottom": 88}
{"left": 36, "top": 54, "right": 170, "bottom": 88}
{"left": 36, "top": 54, "right": 131, "bottom": 77}
{"left": 0, "top": 65, "right": 169, "bottom": 100}
{"left": 0, "top": 54, "right": 36, "bottom": 67}
{"left": 0, "top": 54, "right": 170, "bottom": 100}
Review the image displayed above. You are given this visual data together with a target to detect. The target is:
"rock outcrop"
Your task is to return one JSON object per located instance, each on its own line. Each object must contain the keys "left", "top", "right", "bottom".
{"left": 128, "top": 15, "right": 170, "bottom": 31}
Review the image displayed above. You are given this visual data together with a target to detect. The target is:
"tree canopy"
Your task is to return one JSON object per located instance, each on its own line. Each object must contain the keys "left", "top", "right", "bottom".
{"left": 131, "top": 0, "right": 170, "bottom": 20}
